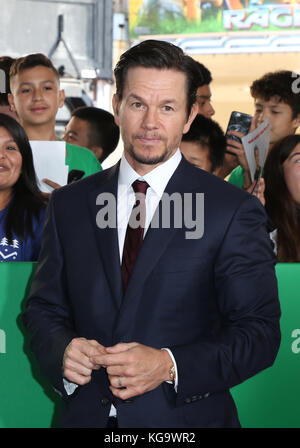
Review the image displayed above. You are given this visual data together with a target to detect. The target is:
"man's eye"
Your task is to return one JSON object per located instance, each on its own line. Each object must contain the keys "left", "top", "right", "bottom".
{"left": 132, "top": 102, "right": 142, "bottom": 108}
{"left": 21, "top": 89, "right": 30, "bottom": 93}
{"left": 6, "top": 146, "right": 17, "bottom": 151}
{"left": 162, "top": 105, "right": 173, "bottom": 111}
{"left": 44, "top": 86, "right": 53, "bottom": 90}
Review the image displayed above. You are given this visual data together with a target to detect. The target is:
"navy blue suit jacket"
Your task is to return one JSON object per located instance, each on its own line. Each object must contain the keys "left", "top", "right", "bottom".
{"left": 23, "top": 157, "right": 281, "bottom": 428}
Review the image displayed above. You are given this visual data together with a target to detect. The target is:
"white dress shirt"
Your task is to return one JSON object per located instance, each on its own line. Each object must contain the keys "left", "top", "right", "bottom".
{"left": 117, "top": 148, "right": 182, "bottom": 259}
{"left": 117, "top": 150, "right": 181, "bottom": 381}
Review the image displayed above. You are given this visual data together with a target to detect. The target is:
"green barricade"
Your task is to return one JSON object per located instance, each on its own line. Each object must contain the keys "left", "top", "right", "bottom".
{"left": 231, "top": 263, "right": 300, "bottom": 428}
{"left": 0, "top": 262, "right": 299, "bottom": 427}
{"left": 0, "top": 262, "right": 60, "bottom": 428}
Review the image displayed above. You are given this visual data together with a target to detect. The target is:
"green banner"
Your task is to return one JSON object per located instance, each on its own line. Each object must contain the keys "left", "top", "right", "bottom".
{"left": 231, "top": 263, "right": 300, "bottom": 428}
{"left": 0, "top": 261, "right": 299, "bottom": 427}
{"left": 0, "top": 262, "right": 60, "bottom": 428}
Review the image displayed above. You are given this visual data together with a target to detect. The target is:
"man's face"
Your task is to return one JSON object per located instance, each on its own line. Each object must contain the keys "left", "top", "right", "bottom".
{"left": 63, "top": 117, "right": 90, "bottom": 149}
{"left": 8, "top": 65, "right": 65, "bottom": 128}
{"left": 254, "top": 96, "right": 300, "bottom": 147}
{"left": 113, "top": 67, "right": 198, "bottom": 174}
{"left": 180, "top": 141, "right": 212, "bottom": 173}
{"left": 196, "top": 85, "right": 215, "bottom": 118}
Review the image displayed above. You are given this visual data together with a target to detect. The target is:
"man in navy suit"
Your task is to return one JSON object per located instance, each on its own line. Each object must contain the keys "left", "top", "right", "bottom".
{"left": 23, "top": 40, "right": 281, "bottom": 428}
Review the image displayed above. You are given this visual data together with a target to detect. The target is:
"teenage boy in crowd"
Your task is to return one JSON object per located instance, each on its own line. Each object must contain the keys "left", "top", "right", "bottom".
{"left": 180, "top": 114, "right": 226, "bottom": 175}
{"left": 193, "top": 61, "right": 239, "bottom": 179}
{"left": 63, "top": 106, "right": 120, "bottom": 164}
{"left": 227, "top": 70, "right": 300, "bottom": 189}
{"left": 194, "top": 61, "right": 215, "bottom": 119}
{"left": 8, "top": 53, "right": 101, "bottom": 189}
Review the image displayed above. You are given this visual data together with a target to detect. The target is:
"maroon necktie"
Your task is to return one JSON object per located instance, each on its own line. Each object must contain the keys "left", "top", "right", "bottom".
{"left": 121, "top": 180, "right": 150, "bottom": 291}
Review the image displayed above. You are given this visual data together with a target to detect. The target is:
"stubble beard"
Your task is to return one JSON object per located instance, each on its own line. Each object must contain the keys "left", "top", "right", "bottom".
{"left": 126, "top": 134, "right": 180, "bottom": 166}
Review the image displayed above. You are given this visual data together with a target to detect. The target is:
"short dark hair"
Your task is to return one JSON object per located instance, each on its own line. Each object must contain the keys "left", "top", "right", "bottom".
{"left": 250, "top": 70, "right": 300, "bottom": 118}
{"left": 114, "top": 39, "right": 198, "bottom": 116}
{"left": 264, "top": 134, "right": 300, "bottom": 261}
{"left": 0, "top": 113, "right": 46, "bottom": 242}
{"left": 0, "top": 56, "right": 15, "bottom": 105}
{"left": 71, "top": 106, "right": 120, "bottom": 162}
{"left": 10, "top": 53, "right": 60, "bottom": 85}
{"left": 194, "top": 61, "right": 212, "bottom": 87}
{"left": 181, "top": 114, "right": 225, "bottom": 171}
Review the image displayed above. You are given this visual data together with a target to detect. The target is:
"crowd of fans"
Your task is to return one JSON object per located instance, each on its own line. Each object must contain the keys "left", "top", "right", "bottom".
{"left": 0, "top": 49, "right": 299, "bottom": 263}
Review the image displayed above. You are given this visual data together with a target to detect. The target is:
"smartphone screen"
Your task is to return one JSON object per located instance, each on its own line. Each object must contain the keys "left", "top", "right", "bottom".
{"left": 226, "top": 111, "right": 252, "bottom": 146}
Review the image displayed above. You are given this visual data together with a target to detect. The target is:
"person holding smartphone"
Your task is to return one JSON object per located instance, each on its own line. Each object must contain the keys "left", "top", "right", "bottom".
{"left": 227, "top": 71, "right": 300, "bottom": 190}
{"left": 224, "top": 111, "right": 253, "bottom": 184}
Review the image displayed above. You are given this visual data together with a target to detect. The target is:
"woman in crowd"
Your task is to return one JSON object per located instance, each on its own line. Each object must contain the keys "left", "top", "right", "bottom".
{"left": 264, "top": 134, "right": 300, "bottom": 262}
{"left": 0, "top": 113, "right": 47, "bottom": 261}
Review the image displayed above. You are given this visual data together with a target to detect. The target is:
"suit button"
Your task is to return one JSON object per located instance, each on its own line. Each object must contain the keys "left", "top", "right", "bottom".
{"left": 185, "top": 397, "right": 192, "bottom": 404}
{"left": 100, "top": 397, "right": 110, "bottom": 406}
{"left": 204, "top": 392, "right": 210, "bottom": 398}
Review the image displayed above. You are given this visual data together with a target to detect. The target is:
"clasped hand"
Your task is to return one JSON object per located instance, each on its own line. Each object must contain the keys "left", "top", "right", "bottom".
{"left": 63, "top": 338, "right": 172, "bottom": 400}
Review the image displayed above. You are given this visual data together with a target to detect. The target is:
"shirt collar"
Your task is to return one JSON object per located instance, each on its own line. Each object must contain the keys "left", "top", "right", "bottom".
{"left": 118, "top": 149, "right": 182, "bottom": 197}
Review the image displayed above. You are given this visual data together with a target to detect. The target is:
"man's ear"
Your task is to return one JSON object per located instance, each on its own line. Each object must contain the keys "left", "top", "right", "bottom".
{"left": 183, "top": 102, "right": 198, "bottom": 135}
{"left": 112, "top": 93, "right": 120, "bottom": 127}
{"left": 58, "top": 89, "right": 66, "bottom": 108}
{"left": 91, "top": 146, "right": 103, "bottom": 162}
{"left": 7, "top": 93, "right": 16, "bottom": 113}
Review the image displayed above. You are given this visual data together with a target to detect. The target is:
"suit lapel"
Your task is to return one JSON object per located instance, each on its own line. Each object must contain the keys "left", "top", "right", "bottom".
{"left": 88, "top": 163, "right": 123, "bottom": 308}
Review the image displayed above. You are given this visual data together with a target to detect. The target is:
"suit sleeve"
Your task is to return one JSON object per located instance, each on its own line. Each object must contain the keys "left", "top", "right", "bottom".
{"left": 170, "top": 194, "right": 281, "bottom": 406}
{"left": 22, "top": 191, "right": 77, "bottom": 396}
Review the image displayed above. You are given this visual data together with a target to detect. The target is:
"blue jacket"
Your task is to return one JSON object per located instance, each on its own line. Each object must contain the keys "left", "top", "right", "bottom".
{"left": 0, "top": 205, "right": 46, "bottom": 262}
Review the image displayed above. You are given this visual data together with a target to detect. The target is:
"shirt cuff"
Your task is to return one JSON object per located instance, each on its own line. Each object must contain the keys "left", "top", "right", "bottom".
{"left": 63, "top": 378, "right": 78, "bottom": 395}
{"left": 161, "top": 348, "right": 178, "bottom": 392}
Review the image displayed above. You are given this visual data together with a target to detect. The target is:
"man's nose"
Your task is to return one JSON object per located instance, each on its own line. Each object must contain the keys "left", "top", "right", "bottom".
{"left": 142, "top": 108, "right": 159, "bottom": 129}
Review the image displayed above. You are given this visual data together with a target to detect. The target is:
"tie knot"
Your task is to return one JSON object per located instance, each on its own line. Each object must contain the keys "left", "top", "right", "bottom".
{"left": 132, "top": 180, "right": 149, "bottom": 195}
